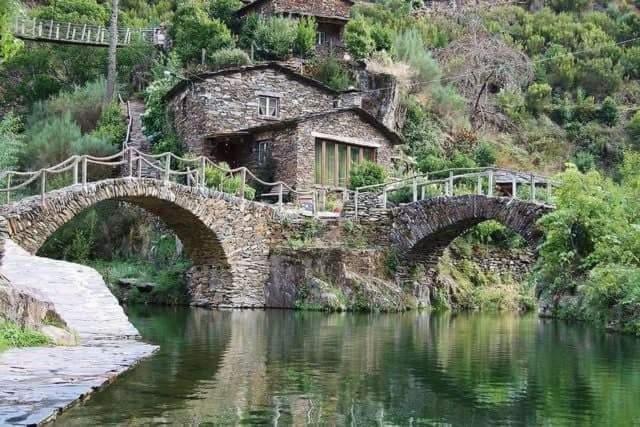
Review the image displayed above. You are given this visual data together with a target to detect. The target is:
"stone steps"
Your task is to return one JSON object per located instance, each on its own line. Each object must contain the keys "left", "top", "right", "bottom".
{"left": 125, "top": 100, "right": 160, "bottom": 179}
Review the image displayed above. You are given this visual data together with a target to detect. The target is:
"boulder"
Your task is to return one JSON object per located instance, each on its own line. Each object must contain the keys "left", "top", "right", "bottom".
{"left": 41, "top": 325, "right": 78, "bottom": 346}
{"left": 117, "top": 278, "right": 139, "bottom": 289}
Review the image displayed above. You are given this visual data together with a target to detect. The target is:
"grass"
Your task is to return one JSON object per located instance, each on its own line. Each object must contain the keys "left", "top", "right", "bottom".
{"left": 90, "top": 258, "right": 191, "bottom": 306}
{"left": 0, "top": 321, "right": 51, "bottom": 352}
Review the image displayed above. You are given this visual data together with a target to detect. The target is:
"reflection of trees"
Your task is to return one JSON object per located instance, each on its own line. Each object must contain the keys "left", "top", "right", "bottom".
{"left": 54, "top": 306, "right": 233, "bottom": 426}
{"left": 57, "top": 309, "right": 640, "bottom": 426}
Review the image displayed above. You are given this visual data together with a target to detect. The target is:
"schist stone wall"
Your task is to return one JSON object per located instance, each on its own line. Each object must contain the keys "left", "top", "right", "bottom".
{"left": 240, "top": 0, "right": 353, "bottom": 19}
{"left": 168, "top": 67, "right": 347, "bottom": 156}
{"left": 234, "top": 110, "right": 397, "bottom": 189}
{"left": 293, "top": 110, "right": 396, "bottom": 188}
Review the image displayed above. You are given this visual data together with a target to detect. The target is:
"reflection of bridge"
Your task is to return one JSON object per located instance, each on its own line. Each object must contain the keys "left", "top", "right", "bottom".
{"left": 11, "top": 16, "right": 158, "bottom": 47}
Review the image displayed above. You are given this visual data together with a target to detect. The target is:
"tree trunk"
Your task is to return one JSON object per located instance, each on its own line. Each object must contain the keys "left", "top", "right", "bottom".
{"left": 105, "top": 0, "right": 119, "bottom": 103}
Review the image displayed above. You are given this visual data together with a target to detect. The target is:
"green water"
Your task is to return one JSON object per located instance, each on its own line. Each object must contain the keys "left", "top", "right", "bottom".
{"left": 56, "top": 308, "right": 640, "bottom": 426}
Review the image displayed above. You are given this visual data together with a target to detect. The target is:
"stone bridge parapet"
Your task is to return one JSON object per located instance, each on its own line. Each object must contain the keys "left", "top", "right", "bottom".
{"left": 0, "top": 178, "right": 287, "bottom": 308}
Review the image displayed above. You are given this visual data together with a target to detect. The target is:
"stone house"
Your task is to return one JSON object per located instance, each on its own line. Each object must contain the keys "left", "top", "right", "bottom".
{"left": 236, "top": 0, "right": 354, "bottom": 53}
{"left": 166, "top": 63, "right": 402, "bottom": 190}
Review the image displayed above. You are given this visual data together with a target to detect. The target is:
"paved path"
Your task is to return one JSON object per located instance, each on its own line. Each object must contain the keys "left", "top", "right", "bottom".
{"left": 127, "top": 99, "right": 160, "bottom": 178}
{"left": 0, "top": 241, "right": 156, "bottom": 425}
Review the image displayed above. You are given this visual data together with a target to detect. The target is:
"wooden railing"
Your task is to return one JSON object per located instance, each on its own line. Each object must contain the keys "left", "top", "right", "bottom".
{"left": 353, "top": 167, "right": 557, "bottom": 219}
{"left": 0, "top": 146, "right": 319, "bottom": 215}
{"left": 12, "top": 16, "right": 156, "bottom": 47}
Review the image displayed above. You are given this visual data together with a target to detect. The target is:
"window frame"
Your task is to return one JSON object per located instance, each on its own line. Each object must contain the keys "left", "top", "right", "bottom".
{"left": 257, "top": 139, "right": 272, "bottom": 166}
{"left": 258, "top": 95, "right": 280, "bottom": 119}
{"left": 314, "top": 138, "right": 377, "bottom": 188}
{"left": 317, "top": 31, "right": 327, "bottom": 46}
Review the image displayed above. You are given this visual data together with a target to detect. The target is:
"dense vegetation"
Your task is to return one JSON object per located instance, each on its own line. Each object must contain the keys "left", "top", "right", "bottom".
{"left": 0, "top": 0, "right": 639, "bottom": 331}
{"left": 0, "top": 320, "right": 51, "bottom": 351}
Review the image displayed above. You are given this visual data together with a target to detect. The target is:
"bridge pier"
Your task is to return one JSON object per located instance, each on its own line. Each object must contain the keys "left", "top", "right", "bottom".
{"left": 187, "top": 260, "right": 271, "bottom": 308}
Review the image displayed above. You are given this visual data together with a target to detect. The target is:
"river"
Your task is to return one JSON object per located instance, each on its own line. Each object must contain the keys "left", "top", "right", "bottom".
{"left": 55, "top": 308, "right": 640, "bottom": 426}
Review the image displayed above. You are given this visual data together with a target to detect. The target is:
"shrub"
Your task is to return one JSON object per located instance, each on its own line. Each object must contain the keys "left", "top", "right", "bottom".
{"left": 0, "top": 321, "right": 51, "bottom": 350}
{"left": 391, "top": 29, "right": 441, "bottom": 82}
{"left": 417, "top": 153, "right": 448, "bottom": 173}
{"left": 622, "top": 46, "right": 640, "bottom": 79}
{"left": 30, "top": 79, "right": 107, "bottom": 133}
{"left": 20, "top": 113, "right": 113, "bottom": 169}
{"left": 474, "top": 142, "right": 497, "bottom": 167}
{"left": 294, "top": 17, "right": 317, "bottom": 57}
{"left": 312, "top": 56, "right": 355, "bottom": 91}
{"left": 209, "top": 48, "right": 251, "bottom": 70}
{"left": 402, "top": 98, "right": 443, "bottom": 156}
{"left": 253, "top": 16, "right": 297, "bottom": 59}
{"left": 204, "top": 163, "right": 256, "bottom": 199}
{"left": 35, "top": 0, "right": 109, "bottom": 25}
{"left": 344, "top": 18, "right": 375, "bottom": 59}
{"left": 549, "top": 0, "right": 591, "bottom": 12}
{"left": 577, "top": 57, "right": 622, "bottom": 98}
{"left": 208, "top": 0, "right": 242, "bottom": 25}
{"left": 371, "top": 25, "right": 393, "bottom": 51}
{"left": 597, "top": 96, "right": 618, "bottom": 127}
{"left": 572, "top": 89, "right": 597, "bottom": 123}
{"left": 573, "top": 150, "right": 595, "bottom": 172}
{"left": 93, "top": 102, "right": 126, "bottom": 146}
{"left": 172, "top": 4, "right": 234, "bottom": 65}
{"left": 349, "top": 161, "right": 387, "bottom": 189}
{"left": 525, "top": 83, "right": 552, "bottom": 116}
{"left": 0, "top": 0, "right": 21, "bottom": 62}
{"left": 627, "top": 111, "right": 640, "bottom": 147}
{"left": 497, "top": 88, "right": 526, "bottom": 122}
{"left": 0, "top": 113, "right": 22, "bottom": 171}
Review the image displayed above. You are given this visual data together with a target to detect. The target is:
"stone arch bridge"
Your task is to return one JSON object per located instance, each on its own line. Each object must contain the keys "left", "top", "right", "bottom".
{"left": 0, "top": 178, "right": 285, "bottom": 308}
{"left": 386, "top": 195, "right": 553, "bottom": 283}
{"left": 0, "top": 176, "right": 554, "bottom": 308}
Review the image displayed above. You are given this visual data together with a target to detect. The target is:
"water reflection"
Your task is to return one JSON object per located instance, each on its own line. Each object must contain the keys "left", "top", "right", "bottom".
{"left": 56, "top": 308, "right": 640, "bottom": 426}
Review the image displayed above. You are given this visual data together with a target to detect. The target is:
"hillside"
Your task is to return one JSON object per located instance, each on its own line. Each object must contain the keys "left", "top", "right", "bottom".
{"left": 1, "top": 0, "right": 640, "bottom": 332}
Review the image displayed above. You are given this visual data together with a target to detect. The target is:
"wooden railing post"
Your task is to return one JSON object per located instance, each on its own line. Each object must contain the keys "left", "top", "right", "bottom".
{"left": 82, "top": 156, "right": 88, "bottom": 191}
{"left": 200, "top": 157, "right": 206, "bottom": 188}
{"left": 239, "top": 168, "right": 246, "bottom": 200}
{"left": 313, "top": 190, "right": 319, "bottom": 218}
{"left": 164, "top": 153, "right": 171, "bottom": 183}
{"left": 278, "top": 183, "right": 283, "bottom": 206}
{"left": 530, "top": 174, "right": 536, "bottom": 202}
{"left": 488, "top": 169, "right": 494, "bottom": 197}
{"left": 73, "top": 157, "right": 79, "bottom": 185}
{"left": 412, "top": 177, "right": 418, "bottom": 202}
{"left": 546, "top": 180, "right": 552, "bottom": 203}
{"left": 477, "top": 174, "right": 483, "bottom": 195}
{"left": 40, "top": 170, "right": 47, "bottom": 206}
{"left": 128, "top": 149, "right": 133, "bottom": 177}
{"left": 137, "top": 155, "right": 143, "bottom": 178}
{"left": 512, "top": 174, "right": 517, "bottom": 199}
{"left": 354, "top": 188, "right": 359, "bottom": 220}
{"left": 449, "top": 171, "right": 454, "bottom": 196}
{"left": 6, "top": 173, "right": 11, "bottom": 204}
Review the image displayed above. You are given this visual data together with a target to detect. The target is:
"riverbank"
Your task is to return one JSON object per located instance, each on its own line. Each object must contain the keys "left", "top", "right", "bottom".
{"left": 0, "top": 240, "right": 156, "bottom": 425}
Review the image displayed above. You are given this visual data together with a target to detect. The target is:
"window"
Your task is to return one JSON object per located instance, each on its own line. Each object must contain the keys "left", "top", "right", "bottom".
{"left": 258, "top": 95, "right": 279, "bottom": 118}
{"left": 317, "top": 31, "right": 327, "bottom": 45}
{"left": 257, "top": 140, "right": 272, "bottom": 166}
{"left": 314, "top": 139, "right": 376, "bottom": 187}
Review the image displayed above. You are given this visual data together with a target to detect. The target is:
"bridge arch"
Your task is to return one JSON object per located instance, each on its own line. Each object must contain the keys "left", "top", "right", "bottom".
{"left": 0, "top": 178, "right": 280, "bottom": 308}
{"left": 389, "top": 195, "right": 552, "bottom": 282}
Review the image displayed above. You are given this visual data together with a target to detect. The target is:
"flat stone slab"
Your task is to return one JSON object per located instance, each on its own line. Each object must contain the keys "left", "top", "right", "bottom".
{"left": 0, "top": 339, "right": 155, "bottom": 425}
{"left": 1, "top": 241, "right": 140, "bottom": 340}
{"left": 0, "top": 240, "right": 157, "bottom": 425}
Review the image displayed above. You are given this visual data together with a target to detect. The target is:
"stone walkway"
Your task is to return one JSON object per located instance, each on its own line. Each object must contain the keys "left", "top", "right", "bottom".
{"left": 0, "top": 241, "right": 156, "bottom": 425}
